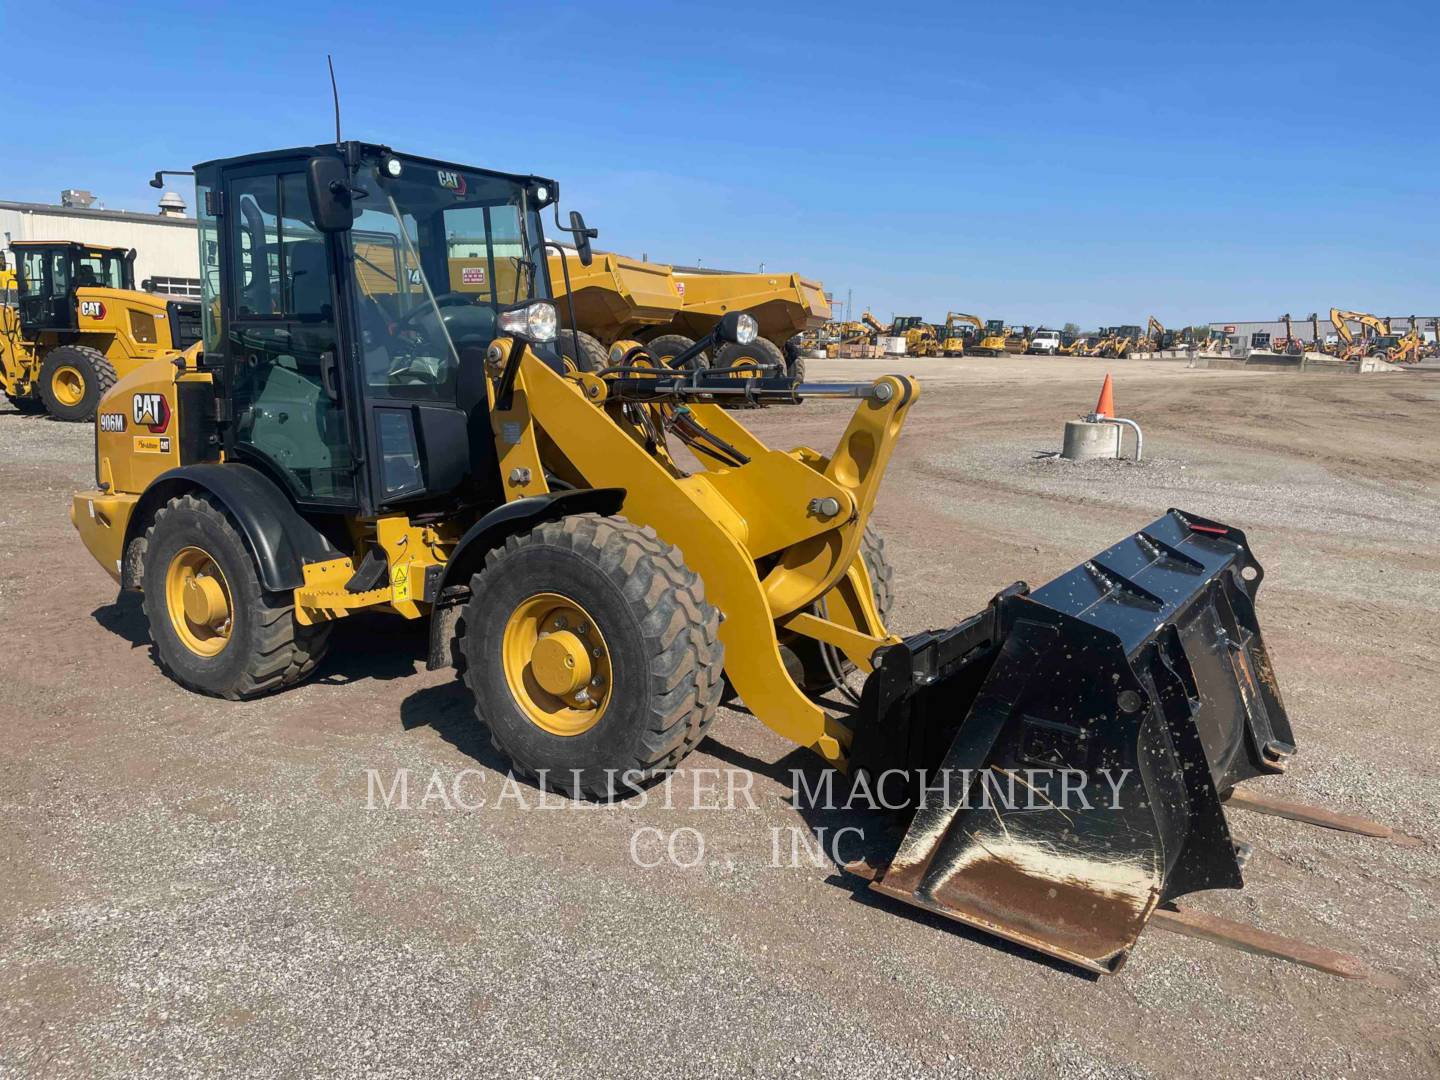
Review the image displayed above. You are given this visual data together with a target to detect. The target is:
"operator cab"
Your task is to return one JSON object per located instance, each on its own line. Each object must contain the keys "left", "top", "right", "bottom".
{"left": 11, "top": 241, "right": 134, "bottom": 335}
{"left": 194, "top": 142, "right": 568, "bottom": 518}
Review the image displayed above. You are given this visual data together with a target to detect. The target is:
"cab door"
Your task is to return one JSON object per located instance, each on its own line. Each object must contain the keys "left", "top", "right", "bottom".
{"left": 217, "top": 166, "right": 359, "bottom": 508}
{"left": 16, "top": 247, "right": 76, "bottom": 335}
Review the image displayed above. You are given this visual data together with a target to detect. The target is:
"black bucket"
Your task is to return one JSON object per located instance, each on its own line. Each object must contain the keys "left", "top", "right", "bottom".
{"left": 850, "top": 509, "right": 1296, "bottom": 973}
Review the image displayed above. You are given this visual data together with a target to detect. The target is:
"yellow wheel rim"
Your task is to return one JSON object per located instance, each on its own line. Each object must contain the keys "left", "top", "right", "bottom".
{"left": 727, "top": 354, "right": 762, "bottom": 379}
{"left": 52, "top": 365, "right": 86, "bottom": 407}
{"left": 502, "top": 592, "right": 612, "bottom": 736}
{"left": 164, "top": 546, "right": 233, "bottom": 657}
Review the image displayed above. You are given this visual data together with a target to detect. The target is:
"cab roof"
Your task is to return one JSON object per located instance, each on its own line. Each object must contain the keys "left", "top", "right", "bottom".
{"left": 194, "top": 141, "right": 557, "bottom": 191}
{"left": 11, "top": 240, "right": 129, "bottom": 252}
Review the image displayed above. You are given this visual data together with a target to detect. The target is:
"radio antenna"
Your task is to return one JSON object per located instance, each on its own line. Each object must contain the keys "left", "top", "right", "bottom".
{"left": 327, "top": 55, "right": 342, "bottom": 144}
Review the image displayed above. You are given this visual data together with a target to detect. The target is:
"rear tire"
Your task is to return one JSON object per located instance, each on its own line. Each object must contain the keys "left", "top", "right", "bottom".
{"left": 644, "top": 333, "right": 708, "bottom": 371}
{"left": 140, "top": 493, "right": 331, "bottom": 698}
{"left": 457, "top": 513, "right": 723, "bottom": 799}
{"left": 783, "top": 335, "right": 807, "bottom": 381}
{"left": 37, "top": 344, "right": 116, "bottom": 422}
{"left": 555, "top": 329, "right": 606, "bottom": 373}
{"left": 713, "top": 337, "right": 786, "bottom": 378}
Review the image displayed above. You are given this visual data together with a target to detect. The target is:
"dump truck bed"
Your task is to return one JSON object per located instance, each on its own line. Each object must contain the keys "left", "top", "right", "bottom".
{"left": 548, "top": 250, "right": 683, "bottom": 345}
{"left": 669, "top": 271, "right": 832, "bottom": 345}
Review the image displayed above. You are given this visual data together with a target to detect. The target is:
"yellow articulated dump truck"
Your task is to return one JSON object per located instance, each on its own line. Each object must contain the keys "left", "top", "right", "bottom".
{"left": 545, "top": 249, "right": 681, "bottom": 348}
{"left": 667, "top": 269, "right": 830, "bottom": 379}
{"left": 543, "top": 252, "right": 827, "bottom": 379}
{"left": 69, "top": 139, "right": 1347, "bottom": 976}
{"left": 1, "top": 241, "right": 201, "bottom": 420}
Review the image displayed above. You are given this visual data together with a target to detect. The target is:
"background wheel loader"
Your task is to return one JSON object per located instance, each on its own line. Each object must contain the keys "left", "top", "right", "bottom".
{"left": 1, "top": 241, "right": 201, "bottom": 420}
{"left": 72, "top": 140, "right": 1305, "bottom": 975}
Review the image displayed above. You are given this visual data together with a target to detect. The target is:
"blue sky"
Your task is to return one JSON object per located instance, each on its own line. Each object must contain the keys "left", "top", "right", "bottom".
{"left": 8, "top": 0, "right": 1435, "bottom": 327}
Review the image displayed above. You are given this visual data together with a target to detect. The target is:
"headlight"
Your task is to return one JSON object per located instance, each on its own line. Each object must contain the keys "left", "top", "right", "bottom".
{"left": 735, "top": 313, "right": 758, "bottom": 344}
{"left": 498, "top": 301, "right": 557, "bottom": 343}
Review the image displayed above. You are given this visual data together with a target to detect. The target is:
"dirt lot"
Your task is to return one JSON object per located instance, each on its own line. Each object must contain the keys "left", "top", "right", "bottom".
{"left": 2, "top": 355, "right": 1437, "bottom": 1078}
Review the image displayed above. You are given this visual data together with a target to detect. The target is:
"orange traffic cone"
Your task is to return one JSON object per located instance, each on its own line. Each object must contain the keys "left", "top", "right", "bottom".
{"left": 1094, "top": 373, "right": 1115, "bottom": 418}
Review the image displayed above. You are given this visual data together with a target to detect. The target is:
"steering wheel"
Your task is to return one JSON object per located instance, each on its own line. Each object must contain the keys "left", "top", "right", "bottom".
{"left": 394, "top": 292, "right": 476, "bottom": 333}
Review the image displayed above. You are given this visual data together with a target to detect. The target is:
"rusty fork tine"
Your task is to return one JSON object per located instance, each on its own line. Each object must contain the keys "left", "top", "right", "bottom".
{"left": 1224, "top": 788, "right": 1421, "bottom": 845}
{"left": 1151, "top": 904, "right": 1373, "bottom": 982}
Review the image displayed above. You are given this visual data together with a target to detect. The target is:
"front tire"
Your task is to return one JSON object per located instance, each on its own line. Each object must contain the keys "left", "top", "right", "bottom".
{"left": 38, "top": 344, "right": 116, "bottom": 422}
{"left": 140, "top": 493, "right": 331, "bottom": 698}
{"left": 457, "top": 514, "right": 724, "bottom": 799}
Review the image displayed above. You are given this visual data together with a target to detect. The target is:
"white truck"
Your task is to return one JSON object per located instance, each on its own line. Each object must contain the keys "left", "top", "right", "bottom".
{"left": 1027, "top": 329, "right": 1061, "bottom": 355}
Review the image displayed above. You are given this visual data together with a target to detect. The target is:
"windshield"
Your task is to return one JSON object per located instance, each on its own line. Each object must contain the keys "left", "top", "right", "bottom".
{"left": 74, "top": 249, "right": 127, "bottom": 290}
{"left": 348, "top": 156, "right": 548, "bottom": 401}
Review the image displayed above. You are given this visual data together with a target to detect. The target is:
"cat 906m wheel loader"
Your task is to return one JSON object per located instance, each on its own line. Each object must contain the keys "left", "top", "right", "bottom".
{"left": 72, "top": 141, "right": 1307, "bottom": 974}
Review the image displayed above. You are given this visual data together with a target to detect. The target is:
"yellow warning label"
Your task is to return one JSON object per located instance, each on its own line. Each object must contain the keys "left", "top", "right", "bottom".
{"left": 391, "top": 564, "right": 410, "bottom": 603}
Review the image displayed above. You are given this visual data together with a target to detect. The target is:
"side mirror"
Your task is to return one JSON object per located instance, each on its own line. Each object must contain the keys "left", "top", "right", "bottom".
{"left": 568, "top": 210, "right": 596, "bottom": 267}
{"left": 307, "top": 157, "right": 355, "bottom": 233}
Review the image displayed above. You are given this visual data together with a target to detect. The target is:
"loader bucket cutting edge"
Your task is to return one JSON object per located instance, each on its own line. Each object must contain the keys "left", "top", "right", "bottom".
{"left": 850, "top": 509, "right": 1296, "bottom": 973}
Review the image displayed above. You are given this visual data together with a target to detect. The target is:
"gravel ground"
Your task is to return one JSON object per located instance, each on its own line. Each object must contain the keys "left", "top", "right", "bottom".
{"left": 1, "top": 355, "right": 1437, "bottom": 1078}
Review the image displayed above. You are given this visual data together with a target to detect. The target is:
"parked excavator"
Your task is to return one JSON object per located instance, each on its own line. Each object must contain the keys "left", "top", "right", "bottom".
{"left": 940, "top": 312, "right": 983, "bottom": 356}
{"left": 1330, "top": 308, "right": 1420, "bottom": 363}
{"left": 69, "top": 138, "right": 1346, "bottom": 977}
{"left": 1142, "top": 316, "right": 1192, "bottom": 352}
{"left": 1273, "top": 314, "right": 1305, "bottom": 355}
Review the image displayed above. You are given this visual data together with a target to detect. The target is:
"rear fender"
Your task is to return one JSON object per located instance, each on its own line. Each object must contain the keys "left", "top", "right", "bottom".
{"left": 124, "top": 463, "right": 335, "bottom": 592}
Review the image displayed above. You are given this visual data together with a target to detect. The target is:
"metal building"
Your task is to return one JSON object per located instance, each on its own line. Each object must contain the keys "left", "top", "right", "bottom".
{"left": 0, "top": 192, "right": 201, "bottom": 297}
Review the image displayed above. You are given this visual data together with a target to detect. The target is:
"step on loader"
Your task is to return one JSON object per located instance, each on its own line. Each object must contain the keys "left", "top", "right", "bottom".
{"left": 69, "top": 141, "right": 1379, "bottom": 976}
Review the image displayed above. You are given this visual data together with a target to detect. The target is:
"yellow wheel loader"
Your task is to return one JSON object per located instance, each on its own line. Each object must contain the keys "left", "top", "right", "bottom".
{"left": 72, "top": 142, "right": 1310, "bottom": 975}
{"left": 1, "top": 241, "right": 201, "bottom": 420}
